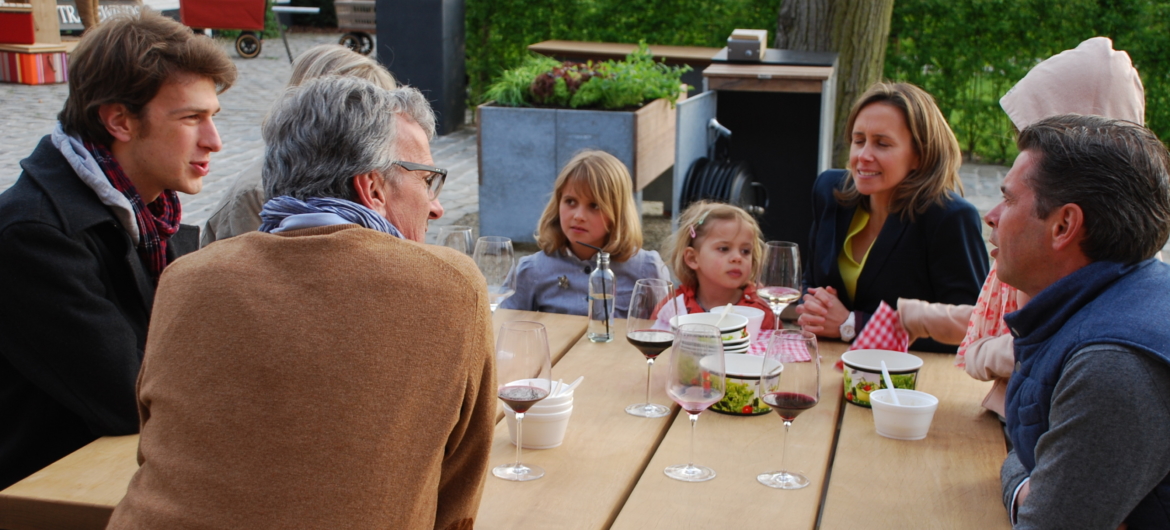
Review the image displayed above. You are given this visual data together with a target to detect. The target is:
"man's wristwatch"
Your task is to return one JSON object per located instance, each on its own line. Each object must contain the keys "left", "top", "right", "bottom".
{"left": 839, "top": 312, "right": 856, "bottom": 342}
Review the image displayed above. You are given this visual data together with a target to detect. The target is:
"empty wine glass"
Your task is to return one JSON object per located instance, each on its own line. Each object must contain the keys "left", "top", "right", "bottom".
{"left": 758, "top": 241, "right": 801, "bottom": 330}
{"left": 758, "top": 329, "right": 820, "bottom": 489}
{"left": 437, "top": 225, "right": 474, "bottom": 255}
{"left": 664, "top": 323, "right": 726, "bottom": 482}
{"left": 625, "top": 278, "right": 676, "bottom": 418}
{"left": 474, "top": 236, "right": 516, "bottom": 312}
{"left": 493, "top": 321, "right": 552, "bottom": 481}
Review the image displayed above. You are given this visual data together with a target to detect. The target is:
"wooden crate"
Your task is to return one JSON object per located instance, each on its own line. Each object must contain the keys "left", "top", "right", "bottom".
{"left": 0, "top": 5, "right": 35, "bottom": 45}
{"left": 335, "top": 0, "right": 374, "bottom": 32}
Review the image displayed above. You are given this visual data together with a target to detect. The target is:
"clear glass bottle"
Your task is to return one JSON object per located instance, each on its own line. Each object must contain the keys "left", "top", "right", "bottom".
{"left": 587, "top": 251, "right": 615, "bottom": 343}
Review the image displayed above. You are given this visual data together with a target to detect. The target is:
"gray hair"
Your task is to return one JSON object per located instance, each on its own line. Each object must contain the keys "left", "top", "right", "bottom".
{"left": 1018, "top": 114, "right": 1170, "bottom": 263}
{"left": 262, "top": 76, "right": 436, "bottom": 201}
{"left": 289, "top": 44, "right": 397, "bottom": 89}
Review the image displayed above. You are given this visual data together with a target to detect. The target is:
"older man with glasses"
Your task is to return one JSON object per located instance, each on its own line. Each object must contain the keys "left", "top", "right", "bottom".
{"left": 107, "top": 77, "right": 495, "bottom": 530}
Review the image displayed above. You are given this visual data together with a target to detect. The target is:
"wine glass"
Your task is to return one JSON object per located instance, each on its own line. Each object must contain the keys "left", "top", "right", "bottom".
{"left": 664, "top": 323, "right": 726, "bottom": 482}
{"left": 758, "top": 241, "right": 801, "bottom": 330}
{"left": 493, "top": 321, "right": 553, "bottom": 481}
{"left": 625, "top": 278, "right": 677, "bottom": 418}
{"left": 758, "top": 329, "right": 820, "bottom": 489}
{"left": 474, "top": 236, "right": 516, "bottom": 312}
{"left": 437, "top": 225, "right": 474, "bottom": 255}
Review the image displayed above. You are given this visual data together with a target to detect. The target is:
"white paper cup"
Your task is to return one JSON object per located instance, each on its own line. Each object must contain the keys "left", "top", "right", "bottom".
{"left": 504, "top": 405, "right": 573, "bottom": 449}
{"left": 711, "top": 306, "right": 765, "bottom": 343}
{"left": 870, "top": 389, "right": 939, "bottom": 440}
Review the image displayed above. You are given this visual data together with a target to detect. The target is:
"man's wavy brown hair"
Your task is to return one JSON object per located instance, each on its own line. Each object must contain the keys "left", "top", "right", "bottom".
{"left": 58, "top": 9, "right": 236, "bottom": 145}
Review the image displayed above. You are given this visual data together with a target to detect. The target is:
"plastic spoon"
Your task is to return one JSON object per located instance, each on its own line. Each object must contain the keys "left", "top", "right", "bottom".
{"left": 881, "top": 360, "right": 901, "bottom": 405}
{"left": 561, "top": 375, "right": 585, "bottom": 396}
{"left": 549, "top": 379, "right": 562, "bottom": 399}
{"left": 714, "top": 303, "right": 734, "bottom": 327}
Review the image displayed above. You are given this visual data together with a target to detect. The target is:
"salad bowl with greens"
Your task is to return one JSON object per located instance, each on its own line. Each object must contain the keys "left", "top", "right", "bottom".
{"left": 710, "top": 354, "right": 781, "bottom": 416}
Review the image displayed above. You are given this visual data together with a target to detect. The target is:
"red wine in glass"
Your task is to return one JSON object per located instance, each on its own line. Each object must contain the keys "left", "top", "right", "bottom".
{"left": 499, "top": 385, "right": 550, "bottom": 414}
{"left": 626, "top": 330, "right": 674, "bottom": 359}
{"left": 763, "top": 392, "right": 817, "bottom": 422}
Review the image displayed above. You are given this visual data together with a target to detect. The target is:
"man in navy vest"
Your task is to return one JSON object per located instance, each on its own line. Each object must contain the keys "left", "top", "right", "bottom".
{"left": 986, "top": 114, "right": 1170, "bottom": 529}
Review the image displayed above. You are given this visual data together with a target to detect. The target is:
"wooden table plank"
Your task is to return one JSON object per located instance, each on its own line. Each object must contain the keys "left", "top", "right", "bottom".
{"left": 0, "top": 311, "right": 586, "bottom": 530}
{"left": 476, "top": 320, "right": 680, "bottom": 529}
{"left": 0, "top": 435, "right": 138, "bottom": 530}
{"left": 610, "top": 341, "right": 847, "bottom": 530}
{"left": 819, "top": 352, "right": 1010, "bottom": 529}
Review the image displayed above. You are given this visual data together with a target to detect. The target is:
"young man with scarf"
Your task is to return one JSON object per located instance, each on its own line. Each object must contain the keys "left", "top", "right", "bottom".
{"left": 0, "top": 10, "right": 235, "bottom": 488}
{"left": 986, "top": 114, "right": 1170, "bottom": 529}
{"left": 107, "top": 77, "right": 495, "bottom": 530}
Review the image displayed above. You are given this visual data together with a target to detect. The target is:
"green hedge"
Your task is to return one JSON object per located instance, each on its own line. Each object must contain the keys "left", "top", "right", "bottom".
{"left": 466, "top": 0, "right": 1169, "bottom": 163}
{"left": 466, "top": 0, "right": 778, "bottom": 105}
{"left": 886, "top": 0, "right": 1170, "bottom": 163}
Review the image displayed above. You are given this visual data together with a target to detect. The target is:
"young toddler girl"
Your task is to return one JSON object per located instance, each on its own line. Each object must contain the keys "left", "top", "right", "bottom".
{"left": 662, "top": 201, "right": 774, "bottom": 329}
{"left": 501, "top": 150, "right": 668, "bottom": 318}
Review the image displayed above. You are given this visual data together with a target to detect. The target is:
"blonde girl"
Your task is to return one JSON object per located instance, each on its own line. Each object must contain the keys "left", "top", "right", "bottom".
{"left": 500, "top": 150, "right": 668, "bottom": 317}
{"left": 665, "top": 201, "right": 775, "bottom": 329}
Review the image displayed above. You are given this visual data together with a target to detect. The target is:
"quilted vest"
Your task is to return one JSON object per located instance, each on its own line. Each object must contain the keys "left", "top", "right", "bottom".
{"left": 1005, "top": 259, "right": 1170, "bottom": 528}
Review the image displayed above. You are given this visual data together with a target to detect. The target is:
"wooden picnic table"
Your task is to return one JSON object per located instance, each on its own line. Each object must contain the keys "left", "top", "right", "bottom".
{"left": 0, "top": 312, "right": 1010, "bottom": 530}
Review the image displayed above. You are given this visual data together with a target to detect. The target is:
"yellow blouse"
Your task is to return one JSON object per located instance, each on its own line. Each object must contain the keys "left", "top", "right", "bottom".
{"left": 837, "top": 208, "right": 874, "bottom": 301}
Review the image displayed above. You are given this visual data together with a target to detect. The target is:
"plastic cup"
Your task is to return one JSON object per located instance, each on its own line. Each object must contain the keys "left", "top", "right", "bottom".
{"left": 870, "top": 389, "right": 939, "bottom": 440}
{"left": 711, "top": 306, "right": 765, "bottom": 343}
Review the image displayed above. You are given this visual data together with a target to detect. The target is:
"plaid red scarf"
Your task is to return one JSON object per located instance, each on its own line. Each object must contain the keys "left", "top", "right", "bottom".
{"left": 85, "top": 141, "right": 181, "bottom": 283}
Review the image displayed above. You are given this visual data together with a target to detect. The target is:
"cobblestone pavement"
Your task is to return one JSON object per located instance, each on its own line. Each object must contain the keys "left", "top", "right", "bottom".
{"left": 0, "top": 33, "right": 1074, "bottom": 251}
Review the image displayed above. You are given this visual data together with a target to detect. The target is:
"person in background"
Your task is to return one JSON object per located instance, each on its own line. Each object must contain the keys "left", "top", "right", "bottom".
{"left": 796, "top": 82, "right": 989, "bottom": 352}
{"left": 896, "top": 36, "right": 1146, "bottom": 417}
{"left": 201, "top": 44, "right": 397, "bottom": 246}
{"left": 108, "top": 77, "right": 493, "bottom": 530}
{"left": 0, "top": 10, "right": 234, "bottom": 489}
{"left": 991, "top": 114, "right": 1170, "bottom": 529}
{"left": 661, "top": 201, "right": 774, "bottom": 328}
{"left": 501, "top": 149, "right": 669, "bottom": 318}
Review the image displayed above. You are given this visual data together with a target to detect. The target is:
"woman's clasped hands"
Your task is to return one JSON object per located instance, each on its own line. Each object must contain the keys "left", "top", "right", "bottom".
{"left": 795, "top": 286, "right": 850, "bottom": 338}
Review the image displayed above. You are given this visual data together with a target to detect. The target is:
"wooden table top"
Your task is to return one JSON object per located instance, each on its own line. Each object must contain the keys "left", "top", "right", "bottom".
{"left": 0, "top": 313, "right": 1011, "bottom": 530}
{"left": 527, "top": 40, "right": 721, "bottom": 64}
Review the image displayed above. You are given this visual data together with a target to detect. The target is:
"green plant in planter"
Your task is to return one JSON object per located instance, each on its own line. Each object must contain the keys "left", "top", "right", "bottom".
{"left": 484, "top": 43, "right": 690, "bottom": 110}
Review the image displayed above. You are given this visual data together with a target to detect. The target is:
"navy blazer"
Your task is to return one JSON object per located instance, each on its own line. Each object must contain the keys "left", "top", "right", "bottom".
{"left": 0, "top": 136, "right": 197, "bottom": 488}
{"left": 804, "top": 170, "right": 989, "bottom": 353}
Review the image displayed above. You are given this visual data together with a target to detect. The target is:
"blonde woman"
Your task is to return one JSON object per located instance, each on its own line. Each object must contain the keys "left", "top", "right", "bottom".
{"left": 501, "top": 150, "right": 668, "bottom": 317}
{"left": 796, "top": 82, "right": 989, "bottom": 352}
{"left": 200, "top": 44, "right": 398, "bottom": 246}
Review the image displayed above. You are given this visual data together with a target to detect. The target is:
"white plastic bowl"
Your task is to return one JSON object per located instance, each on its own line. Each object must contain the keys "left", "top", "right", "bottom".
{"left": 670, "top": 313, "right": 749, "bottom": 342}
{"left": 870, "top": 388, "right": 939, "bottom": 440}
{"left": 707, "top": 306, "right": 765, "bottom": 343}
{"left": 504, "top": 406, "right": 573, "bottom": 449}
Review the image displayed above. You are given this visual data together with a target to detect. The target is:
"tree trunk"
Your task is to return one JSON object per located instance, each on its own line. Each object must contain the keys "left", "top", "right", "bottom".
{"left": 775, "top": 0, "right": 895, "bottom": 167}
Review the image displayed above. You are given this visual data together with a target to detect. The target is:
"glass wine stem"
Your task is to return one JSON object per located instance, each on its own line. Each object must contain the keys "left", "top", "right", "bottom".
{"left": 688, "top": 413, "right": 699, "bottom": 468}
{"left": 779, "top": 419, "right": 792, "bottom": 476}
{"left": 644, "top": 358, "right": 654, "bottom": 406}
{"left": 514, "top": 412, "right": 525, "bottom": 469}
{"left": 773, "top": 305, "right": 782, "bottom": 330}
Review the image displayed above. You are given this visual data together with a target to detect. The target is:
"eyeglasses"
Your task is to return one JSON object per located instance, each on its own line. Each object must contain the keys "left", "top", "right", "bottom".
{"left": 392, "top": 161, "right": 447, "bottom": 200}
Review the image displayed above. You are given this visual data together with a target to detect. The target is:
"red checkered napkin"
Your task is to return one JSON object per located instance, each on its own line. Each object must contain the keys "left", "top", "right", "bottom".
{"left": 746, "top": 329, "right": 812, "bottom": 362}
{"left": 848, "top": 301, "right": 910, "bottom": 352}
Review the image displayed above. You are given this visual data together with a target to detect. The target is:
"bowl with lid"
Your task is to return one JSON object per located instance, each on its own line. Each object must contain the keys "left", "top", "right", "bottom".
{"left": 840, "top": 349, "right": 923, "bottom": 407}
{"left": 670, "top": 313, "right": 749, "bottom": 343}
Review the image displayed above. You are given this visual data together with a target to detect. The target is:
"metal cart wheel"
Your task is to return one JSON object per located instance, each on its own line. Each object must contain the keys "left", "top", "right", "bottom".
{"left": 339, "top": 32, "right": 362, "bottom": 53}
{"left": 235, "top": 32, "right": 262, "bottom": 59}
{"left": 357, "top": 32, "right": 374, "bottom": 55}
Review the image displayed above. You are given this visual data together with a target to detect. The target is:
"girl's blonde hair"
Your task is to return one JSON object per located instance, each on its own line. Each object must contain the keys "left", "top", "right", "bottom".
{"left": 667, "top": 201, "right": 764, "bottom": 289}
{"left": 835, "top": 82, "right": 963, "bottom": 222}
{"left": 535, "top": 150, "right": 643, "bottom": 261}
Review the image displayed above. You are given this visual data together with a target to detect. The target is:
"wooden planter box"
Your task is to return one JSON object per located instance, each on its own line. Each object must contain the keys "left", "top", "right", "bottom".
{"left": 477, "top": 96, "right": 679, "bottom": 243}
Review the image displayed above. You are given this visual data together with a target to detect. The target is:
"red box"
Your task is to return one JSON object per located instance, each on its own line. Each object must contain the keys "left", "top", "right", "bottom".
{"left": 0, "top": 11, "right": 36, "bottom": 45}
{"left": 180, "top": 0, "right": 266, "bottom": 31}
{"left": 0, "top": 51, "right": 68, "bottom": 85}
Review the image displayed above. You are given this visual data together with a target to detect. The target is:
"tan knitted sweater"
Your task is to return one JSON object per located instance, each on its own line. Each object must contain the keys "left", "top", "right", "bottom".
{"left": 108, "top": 224, "right": 496, "bottom": 530}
